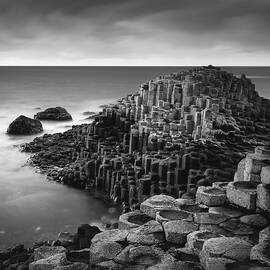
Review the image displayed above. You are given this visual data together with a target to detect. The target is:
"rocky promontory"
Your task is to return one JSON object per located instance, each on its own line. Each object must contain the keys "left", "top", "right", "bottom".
{"left": 15, "top": 66, "right": 270, "bottom": 269}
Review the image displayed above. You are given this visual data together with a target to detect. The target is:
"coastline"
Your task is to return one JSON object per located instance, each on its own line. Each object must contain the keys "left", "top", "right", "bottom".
{"left": 2, "top": 65, "right": 270, "bottom": 269}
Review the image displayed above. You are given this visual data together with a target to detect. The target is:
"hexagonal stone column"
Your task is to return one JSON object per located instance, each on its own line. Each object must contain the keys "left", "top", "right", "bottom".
{"left": 196, "top": 186, "right": 227, "bottom": 206}
{"left": 226, "top": 181, "right": 257, "bottom": 210}
{"left": 261, "top": 166, "right": 270, "bottom": 186}
{"left": 257, "top": 184, "right": 270, "bottom": 212}
{"left": 200, "top": 237, "right": 253, "bottom": 270}
{"left": 164, "top": 220, "right": 198, "bottom": 245}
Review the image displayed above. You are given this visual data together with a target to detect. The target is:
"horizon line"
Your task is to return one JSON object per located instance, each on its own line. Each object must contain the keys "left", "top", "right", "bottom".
{"left": 0, "top": 65, "right": 270, "bottom": 67}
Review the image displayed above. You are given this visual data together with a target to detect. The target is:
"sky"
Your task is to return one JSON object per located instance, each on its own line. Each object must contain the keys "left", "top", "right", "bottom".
{"left": 0, "top": 0, "right": 269, "bottom": 66}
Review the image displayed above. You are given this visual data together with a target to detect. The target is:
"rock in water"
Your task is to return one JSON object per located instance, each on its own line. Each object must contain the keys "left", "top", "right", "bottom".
{"left": 7, "top": 115, "right": 43, "bottom": 135}
{"left": 34, "top": 107, "right": 72, "bottom": 121}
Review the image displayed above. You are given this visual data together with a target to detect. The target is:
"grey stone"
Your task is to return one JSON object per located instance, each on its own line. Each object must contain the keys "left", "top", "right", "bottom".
{"left": 193, "top": 212, "right": 229, "bottom": 225}
{"left": 53, "top": 262, "right": 88, "bottom": 270}
{"left": 140, "top": 195, "right": 178, "bottom": 218}
{"left": 245, "top": 153, "right": 270, "bottom": 174}
{"left": 250, "top": 240, "right": 270, "bottom": 266}
{"left": 89, "top": 241, "right": 123, "bottom": 265}
{"left": 200, "top": 237, "right": 253, "bottom": 270}
{"left": 257, "top": 184, "right": 270, "bottom": 212}
{"left": 260, "top": 226, "right": 270, "bottom": 242}
{"left": 7, "top": 115, "right": 43, "bottom": 135}
{"left": 91, "top": 229, "right": 129, "bottom": 244}
{"left": 33, "top": 247, "right": 66, "bottom": 261}
{"left": 240, "top": 214, "right": 268, "bottom": 228}
{"left": 196, "top": 186, "right": 226, "bottom": 206}
{"left": 199, "top": 224, "right": 233, "bottom": 237}
{"left": 148, "top": 260, "right": 202, "bottom": 270}
{"left": 261, "top": 166, "right": 270, "bottom": 186}
{"left": 187, "top": 230, "right": 222, "bottom": 255}
{"left": 127, "top": 220, "right": 165, "bottom": 245}
{"left": 208, "top": 206, "right": 244, "bottom": 218}
{"left": 156, "top": 209, "right": 192, "bottom": 224}
{"left": 164, "top": 220, "right": 198, "bottom": 245}
{"left": 219, "top": 218, "right": 255, "bottom": 235}
{"left": 226, "top": 181, "right": 257, "bottom": 210}
{"left": 118, "top": 211, "right": 152, "bottom": 230}
{"left": 29, "top": 253, "right": 68, "bottom": 270}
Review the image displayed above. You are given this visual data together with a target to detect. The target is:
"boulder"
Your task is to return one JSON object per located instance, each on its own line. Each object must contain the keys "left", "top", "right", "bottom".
{"left": 34, "top": 107, "right": 72, "bottom": 121}
{"left": 89, "top": 241, "right": 123, "bottom": 265}
{"left": 200, "top": 237, "right": 253, "bottom": 270}
{"left": 164, "top": 220, "right": 198, "bottom": 245}
{"left": 7, "top": 115, "right": 43, "bottom": 135}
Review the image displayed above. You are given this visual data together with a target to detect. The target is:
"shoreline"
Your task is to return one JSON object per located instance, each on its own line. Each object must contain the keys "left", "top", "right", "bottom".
{"left": 2, "top": 65, "right": 270, "bottom": 269}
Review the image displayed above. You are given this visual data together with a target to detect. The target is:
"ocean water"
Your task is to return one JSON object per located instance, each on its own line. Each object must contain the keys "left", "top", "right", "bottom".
{"left": 0, "top": 66, "right": 269, "bottom": 249}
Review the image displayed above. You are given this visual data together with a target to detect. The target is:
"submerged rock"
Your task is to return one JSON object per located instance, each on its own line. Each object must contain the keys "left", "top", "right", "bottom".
{"left": 7, "top": 115, "right": 43, "bottom": 135}
{"left": 34, "top": 107, "right": 72, "bottom": 121}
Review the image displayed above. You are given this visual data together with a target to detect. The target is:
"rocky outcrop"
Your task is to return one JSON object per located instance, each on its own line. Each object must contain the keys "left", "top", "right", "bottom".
{"left": 7, "top": 115, "right": 43, "bottom": 135}
{"left": 15, "top": 66, "right": 270, "bottom": 269}
{"left": 34, "top": 107, "right": 72, "bottom": 121}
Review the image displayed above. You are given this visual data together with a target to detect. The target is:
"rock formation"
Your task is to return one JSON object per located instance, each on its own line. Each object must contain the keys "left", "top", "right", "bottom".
{"left": 34, "top": 107, "right": 72, "bottom": 121}
{"left": 17, "top": 66, "right": 270, "bottom": 269}
{"left": 7, "top": 115, "right": 43, "bottom": 135}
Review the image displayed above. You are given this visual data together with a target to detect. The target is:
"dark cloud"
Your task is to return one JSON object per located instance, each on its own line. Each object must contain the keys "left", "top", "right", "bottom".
{"left": 0, "top": 0, "right": 269, "bottom": 65}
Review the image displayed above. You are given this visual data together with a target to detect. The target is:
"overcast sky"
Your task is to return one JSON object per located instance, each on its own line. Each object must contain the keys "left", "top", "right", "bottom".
{"left": 0, "top": 0, "right": 269, "bottom": 66}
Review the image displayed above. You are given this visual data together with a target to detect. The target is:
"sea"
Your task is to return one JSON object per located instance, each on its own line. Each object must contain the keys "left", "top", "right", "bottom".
{"left": 0, "top": 66, "right": 269, "bottom": 249}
